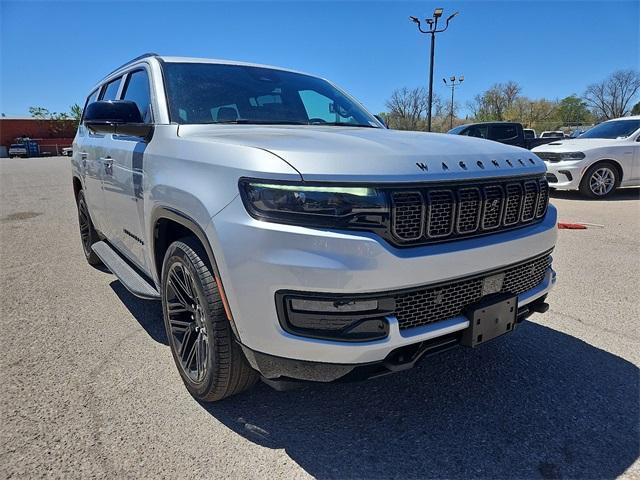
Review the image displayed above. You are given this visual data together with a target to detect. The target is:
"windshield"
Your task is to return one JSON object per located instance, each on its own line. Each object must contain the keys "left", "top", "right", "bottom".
{"left": 579, "top": 119, "right": 640, "bottom": 139}
{"left": 163, "top": 62, "right": 381, "bottom": 128}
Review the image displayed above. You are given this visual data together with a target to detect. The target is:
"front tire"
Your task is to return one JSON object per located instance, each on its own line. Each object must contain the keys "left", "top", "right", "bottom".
{"left": 579, "top": 162, "right": 620, "bottom": 198}
{"left": 161, "top": 238, "right": 258, "bottom": 401}
{"left": 76, "top": 190, "right": 102, "bottom": 265}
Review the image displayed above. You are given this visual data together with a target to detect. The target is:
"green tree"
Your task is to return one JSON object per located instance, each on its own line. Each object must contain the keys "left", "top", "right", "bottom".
{"left": 70, "top": 103, "right": 83, "bottom": 122}
{"left": 29, "top": 105, "right": 80, "bottom": 136}
{"left": 631, "top": 101, "right": 640, "bottom": 115}
{"left": 557, "top": 95, "right": 592, "bottom": 125}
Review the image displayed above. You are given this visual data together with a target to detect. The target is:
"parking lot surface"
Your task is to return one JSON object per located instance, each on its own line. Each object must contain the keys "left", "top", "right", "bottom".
{"left": 1, "top": 156, "right": 638, "bottom": 479}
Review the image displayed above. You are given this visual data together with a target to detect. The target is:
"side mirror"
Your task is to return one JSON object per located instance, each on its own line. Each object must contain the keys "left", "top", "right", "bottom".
{"left": 374, "top": 114, "right": 388, "bottom": 129}
{"left": 84, "top": 100, "right": 153, "bottom": 139}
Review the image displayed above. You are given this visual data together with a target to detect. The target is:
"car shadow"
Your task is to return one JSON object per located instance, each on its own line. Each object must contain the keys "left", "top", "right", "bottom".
{"left": 200, "top": 322, "right": 639, "bottom": 479}
{"left": 110, "top": 280, "right": 168, "bottom": 345}
{"left": 550, "top": 187, "right": 640, "bottom": 202}
{"left": 109, "top": 287, "right": 639, "bottom": 478}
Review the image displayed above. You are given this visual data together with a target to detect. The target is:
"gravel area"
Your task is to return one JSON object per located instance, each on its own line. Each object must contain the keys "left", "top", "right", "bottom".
{"left": 1, "top": 156, "right": 638, "bottom": 479}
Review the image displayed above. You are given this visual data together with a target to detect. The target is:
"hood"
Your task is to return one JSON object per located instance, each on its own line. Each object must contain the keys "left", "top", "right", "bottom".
{"left": 178, "top": 125, "right": 546, "bottom": 182}
{"left": 532, "top": 138, "right": 622, "bottom": 153}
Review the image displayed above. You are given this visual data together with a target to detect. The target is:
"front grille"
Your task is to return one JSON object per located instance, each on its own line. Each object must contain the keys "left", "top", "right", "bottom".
{"left": 394, "top": 253, "right": 552, "bottom": 330}
{"left": 390, "top": 175, "right": 549, "bottom": 246}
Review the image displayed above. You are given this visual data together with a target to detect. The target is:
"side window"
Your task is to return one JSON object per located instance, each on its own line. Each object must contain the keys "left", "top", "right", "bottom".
{"left": 491, "top": 124, "right": 518, "bottom": 141}
{"left": 81, "top": 89, "right": 99, "bottom": 122}
{"left": 464, "top": 126, "right": 488, "bottom": 139}
{"left": 101, "top": 77, "right": 122, "bottom": 101}
{"left": 122, "top": 69, "right": 152, "bottom": 123}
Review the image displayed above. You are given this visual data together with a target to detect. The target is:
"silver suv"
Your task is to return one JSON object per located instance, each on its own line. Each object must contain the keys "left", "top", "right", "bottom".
{"left": 72, "top": 54, "right": 557, "bottom": 401}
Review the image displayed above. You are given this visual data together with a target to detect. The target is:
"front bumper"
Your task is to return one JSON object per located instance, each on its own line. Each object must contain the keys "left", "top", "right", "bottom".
{"left": 207, "top": 196, "right": 557, "bottom": 366}
{"left": 544, "top": 160, "right": 586, "bottom": 189}
{"left": 241, "top": 293, "right": 550, "bottom": 384}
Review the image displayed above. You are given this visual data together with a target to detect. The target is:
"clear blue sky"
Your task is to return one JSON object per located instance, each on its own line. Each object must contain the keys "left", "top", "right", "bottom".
{"left": 1, "top": 0, "right": 638, "bottom": 117}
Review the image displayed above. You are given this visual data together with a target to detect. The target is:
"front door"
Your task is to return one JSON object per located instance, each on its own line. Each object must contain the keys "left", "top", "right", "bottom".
{"left": 100, "top": 68, "right": 154, "bottom": 271}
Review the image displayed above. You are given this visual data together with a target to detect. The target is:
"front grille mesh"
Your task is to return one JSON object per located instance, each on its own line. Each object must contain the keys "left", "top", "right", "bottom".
{"left": 391, "top": 192, "right": 424, "bottom": 240}
{"left": 427, "top": 191, "right": 455, "bottom": 237}
{"left": 390, "top": 176, "right": 548, "bottom": 245}
{"left": 394, "top": 253, "right": 552, "bottom": 330}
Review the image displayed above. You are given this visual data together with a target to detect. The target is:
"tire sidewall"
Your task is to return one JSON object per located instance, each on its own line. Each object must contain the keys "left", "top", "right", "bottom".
{"left": 161, "top": 242, "right": 218, "bottom": 398}
{"left": 77, "top": 191, "right": 95, "bottom": 260}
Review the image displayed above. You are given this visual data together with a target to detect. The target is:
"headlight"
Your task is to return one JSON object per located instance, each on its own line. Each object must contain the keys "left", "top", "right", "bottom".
{"left": 559, "top": 152, "right": 585, "bottom": 160}
{"left": 239, "top": 179, "right": 388, "bottom": 228}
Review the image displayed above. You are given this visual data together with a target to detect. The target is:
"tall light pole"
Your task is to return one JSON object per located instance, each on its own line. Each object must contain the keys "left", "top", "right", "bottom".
{"left": 443, "top": 75, "right": 464, "bottom": 129}
{"left": 409, "top": 8, "right": 459, "bottom": 132}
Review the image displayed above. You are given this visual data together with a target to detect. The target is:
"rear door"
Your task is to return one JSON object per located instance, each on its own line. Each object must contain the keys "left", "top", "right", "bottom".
{"left": 100, "top": 67, "right": 154, "bottom": 271}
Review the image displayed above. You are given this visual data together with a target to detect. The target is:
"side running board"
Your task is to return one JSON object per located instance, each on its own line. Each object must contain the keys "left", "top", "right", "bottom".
{"left": 92, "top": 241, "right": 160, "bottom": 300}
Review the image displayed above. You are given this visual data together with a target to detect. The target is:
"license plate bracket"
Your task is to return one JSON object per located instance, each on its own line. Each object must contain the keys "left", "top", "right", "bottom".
{"left": 461, "top": 294, "right": 518, "bottom": 347}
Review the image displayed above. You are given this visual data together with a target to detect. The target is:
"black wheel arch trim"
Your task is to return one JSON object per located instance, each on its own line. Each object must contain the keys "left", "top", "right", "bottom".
{"left": 150, "top": 206, "right": 240, "bottom": 338}
{"left": 588, "top": 159, "right": 624, "bottom": 182}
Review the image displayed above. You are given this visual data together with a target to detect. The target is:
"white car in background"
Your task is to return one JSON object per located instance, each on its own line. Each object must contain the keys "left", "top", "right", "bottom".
{"left": 539, "top": 131, "right": 565, "bottom": 139}
{"left": 533, "top": 116, "right": 640, "bottom": 198}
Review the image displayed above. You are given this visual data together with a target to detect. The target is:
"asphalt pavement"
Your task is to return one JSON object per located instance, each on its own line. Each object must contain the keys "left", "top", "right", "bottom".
{"left": 1, "top": 156, "right": 638, "bottom": 479}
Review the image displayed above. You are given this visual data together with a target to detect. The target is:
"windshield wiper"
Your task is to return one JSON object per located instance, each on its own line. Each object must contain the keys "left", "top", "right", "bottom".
{"left": 205, "top": 119, "right": 309, "bottom": 125}
{"left": 312, "top": 122, "right": 380, "bottom": 128}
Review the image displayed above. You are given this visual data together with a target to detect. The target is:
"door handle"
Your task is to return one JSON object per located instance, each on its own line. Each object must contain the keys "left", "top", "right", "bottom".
{"left": 100, "top": 157, "right": 114, "bottom": 175}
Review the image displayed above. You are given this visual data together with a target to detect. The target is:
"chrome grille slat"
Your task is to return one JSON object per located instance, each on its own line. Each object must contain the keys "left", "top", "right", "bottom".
{"left": 395, "top": 253, "right": 552, "bottom": 330}
{"left": 389, "top": 175, "right": 550, "bottom": 246}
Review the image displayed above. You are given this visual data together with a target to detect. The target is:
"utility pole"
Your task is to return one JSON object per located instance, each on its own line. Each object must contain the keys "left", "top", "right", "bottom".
{"left": 409, "top": 8, "right": 459, "bottom": 132}
{"left": 443, "top": 75, "right": 464, "bottom": 129}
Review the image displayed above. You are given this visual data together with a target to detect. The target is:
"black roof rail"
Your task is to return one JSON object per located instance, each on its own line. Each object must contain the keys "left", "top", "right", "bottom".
{"left": 104, "top": 52, "right": 160, "bottom": 78}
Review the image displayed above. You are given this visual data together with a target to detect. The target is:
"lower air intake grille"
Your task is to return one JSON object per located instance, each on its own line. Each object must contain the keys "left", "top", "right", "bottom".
{"left": 394, "top": 253, "right": 552, "bottom": 330}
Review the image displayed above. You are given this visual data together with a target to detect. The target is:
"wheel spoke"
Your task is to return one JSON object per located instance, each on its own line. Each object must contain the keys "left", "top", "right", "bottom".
{"left": 168, "top": 271, "right": 194, "bottom": 311}
{"left": 184, "top": 333, "right": 198, "bottom": 370}
{"left": 165, "top": 260, "right": 209, "bottom": 383}
{"left": 169, "top": 318, "right": 191, "bottom": 332}
{"left": 179, "top": 326, "right": 193, "bottom": 358}
{"left": 167, "top": 300, "right": 190, "bottom": 315}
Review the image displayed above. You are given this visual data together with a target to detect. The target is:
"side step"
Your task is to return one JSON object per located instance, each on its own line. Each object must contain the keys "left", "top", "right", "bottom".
{"left": 92, "top": 241, "right": 160, "bottom": 300}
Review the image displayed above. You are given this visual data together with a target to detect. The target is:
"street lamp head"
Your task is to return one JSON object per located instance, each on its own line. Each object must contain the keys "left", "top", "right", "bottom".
{"left": 459, "top": 75, "right": 464, "bottom": 82}
{"left": 443, "top": 78, "right": 447, "bottom": 84}
{"left": 446, "top": 11, "right": 459, "bottom": 22}
{"left": 409, "top": 15, "right": 420, "bottom": 24}
{"left": 433, "top": 7, "right": 444, "bottom": 18}
{"left": 450, "top": 75, "right": 456, "bottom": 82}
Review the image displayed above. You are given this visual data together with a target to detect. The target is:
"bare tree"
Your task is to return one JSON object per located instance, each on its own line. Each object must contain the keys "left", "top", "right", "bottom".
{"left": 384, "top": 87, "right": 428, "bottom": 130}
{"left": 467, "top": 82, "right": 522, "bottom": 121}
{"left": 584, "top": 70, "right": 640, "bottom": 120}
{"left": 503, "top": 81, "right": 522, "bottom": 110}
